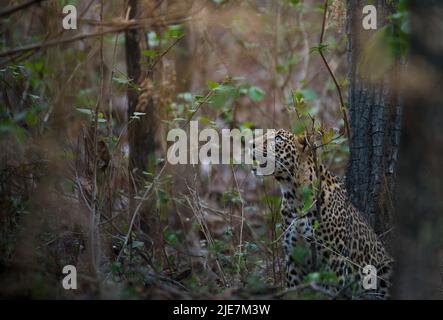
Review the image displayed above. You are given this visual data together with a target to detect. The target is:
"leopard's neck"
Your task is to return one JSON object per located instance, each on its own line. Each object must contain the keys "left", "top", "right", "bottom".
{"left": 277, "top": 155, "right": 340, "bottom": 228}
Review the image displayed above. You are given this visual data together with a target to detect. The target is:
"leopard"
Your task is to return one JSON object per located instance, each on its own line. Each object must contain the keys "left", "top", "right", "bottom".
{"left": 249, "top": 129, "right": 393, "bottom": 299}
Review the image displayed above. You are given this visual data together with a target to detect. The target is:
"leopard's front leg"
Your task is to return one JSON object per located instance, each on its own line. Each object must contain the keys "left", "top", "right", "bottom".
{"left": 282, "top": 217, "right": 314, "bottom": 288}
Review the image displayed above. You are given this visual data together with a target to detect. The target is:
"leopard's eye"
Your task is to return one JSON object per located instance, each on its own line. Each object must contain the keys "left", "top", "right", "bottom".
{"left": 275, "top": 135, "right": 283, "bottom": 143}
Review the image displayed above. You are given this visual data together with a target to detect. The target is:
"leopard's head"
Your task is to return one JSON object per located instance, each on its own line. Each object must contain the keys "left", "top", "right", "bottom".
{"left": 249, "top": 129, "right": 308, "bottom": 181}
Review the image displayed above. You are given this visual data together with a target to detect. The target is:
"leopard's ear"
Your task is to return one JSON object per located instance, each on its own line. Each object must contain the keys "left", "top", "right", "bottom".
{"left": 294, "top": 134, "right": 308, "bottom": 152}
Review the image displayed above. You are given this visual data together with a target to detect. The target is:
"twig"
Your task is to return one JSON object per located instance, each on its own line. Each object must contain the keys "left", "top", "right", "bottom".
{"left": 149, "top": 35, "right": 184, "bottom": 71}
{"left": 305, "top": 126, "right": 321, "bottom": 271}
{"left": 0, "top": 16, "right": 194, "bottom": 59}
{"left": 0, "top": 0, "right": 96, "bottom": 65}
{"left": 318, "top": 0, "right": 351, "bottom": 139}
{"left": 0, "top": 26, "right": 127, "bottom": 59}
{"left": 184, "top": 184, "right": 228, "bottom": 286}
{"left": 231, "top": 166, "right": 245, "bottom": 283}
{"left": 115, "top": 164, "right": 167, "bottom": 263}
{"left": 180, "top": 82, "right": 220, "bottom": 129}
{"left": 274, "top": 281, "right": 337, "bottom": 299}
{"left": 0, "top": 0, "right": 44, "bottom": 18}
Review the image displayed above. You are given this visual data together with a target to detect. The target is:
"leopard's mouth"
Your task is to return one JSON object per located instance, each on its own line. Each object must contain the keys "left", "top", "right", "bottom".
{"left": 251, "top": 161, "right": 269, "bottom": 175}
{"left": 248, "top": 137, "right": 276, "bottom": 176}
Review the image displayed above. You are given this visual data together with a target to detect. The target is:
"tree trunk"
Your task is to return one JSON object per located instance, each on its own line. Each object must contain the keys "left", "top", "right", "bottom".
{"left": 125, "top": 0, "right": 158, "bottom": 245}
{"left": 392, "top": 0, "right": 443, "bottom": 299}
{"left": 346, "top": 0, "right": 402, "bottom": 233}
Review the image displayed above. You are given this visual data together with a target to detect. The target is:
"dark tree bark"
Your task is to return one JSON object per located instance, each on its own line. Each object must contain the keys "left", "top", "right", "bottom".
{"left": 125, "top": 0, "right": 158, "bottom": 241}
{"left": 392, "top": 1, "right": 443, "bottom": 299}
{"left": 125, "top": 0, "right": 157, "bottom": 177}
{"left": 346, "top": 0, "right": 402, "bottom": 233}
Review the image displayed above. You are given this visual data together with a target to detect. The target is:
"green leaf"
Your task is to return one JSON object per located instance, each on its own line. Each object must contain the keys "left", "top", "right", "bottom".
{"left": 300, "top": 185, "right": 313, "bottom": 213}
{"left": 292, "top": 245, "right": 309, "bottom": 264}
{"left": 207, "top": 81, "right": 220, "bottom": 89}
{"left": 292, "top": 119, "right": 310, "bottom": 135}
{"left": 112, "top": 75, "right": 130, "bottom": 85}
{"left": 131, "top": 241, "right": 144, "bottom": 249}
{"left": 26, "top": 111, "right": 38, "bottom": 127}
{"left": 147, "top": 31, "right": 159, "bottom": 47}
{"left": 240, "top": 121, "right": 255, "bottom": 130}
{"left": 142, "top": 49, "right": 157, "bottom": 58}
{"left": 76, "top": 108, "right": 93, "bottom": 115}
{"left": 310, "top": 43, "right": 329, "bottom": 54}
{"left": 306, "top": 272, "right": 321, "bottom": 282}
{"left": 198, "top": 116, "right": 216, "bottom": 126}
{"left": 322, "top": 128, "right": 335, "bottom": 144}
{"left": 165, "top": 232, "right": 178, "bottom": 245}
{"left": 166, "top": 25, "right": 184, "bottom": 39}
{"left": 248, "top": 86, "right": 266, "bottom": 102}
{"left": 28, "top": 94, "right": 40, "bottom": 101}
{"left": 194, "top": 95, "right": 206, "bottom": 104}
{"left": 178, "top": 92, "right": 193, "bottom": 102}
{"left": 300, "top": 89, "right": 317, "bottom": 101}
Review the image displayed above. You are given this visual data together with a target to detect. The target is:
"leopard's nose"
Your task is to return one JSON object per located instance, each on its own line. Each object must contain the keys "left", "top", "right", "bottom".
{"left": 246, "top": 139, "right": 255, "bottom": 149}
{"left": 247, "top": 139, "right": 255, "bottom": 157}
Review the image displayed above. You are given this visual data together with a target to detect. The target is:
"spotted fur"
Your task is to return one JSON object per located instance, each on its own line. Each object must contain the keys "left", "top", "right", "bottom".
{"left": 251, "top": 129, "right": 393, "bottom": 299}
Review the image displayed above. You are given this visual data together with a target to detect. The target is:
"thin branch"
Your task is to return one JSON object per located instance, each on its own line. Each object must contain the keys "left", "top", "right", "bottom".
{"left": 231, "top": 165, "right": 245, "bottom": 283}
{"left": 0, "top": 0, "right": 96, "bottom": 65}
{"left": 0, "top": 26, "right": 123, "bottom": 59}
{"left": 0, "top": 0, "right": 44, "bottom": 18}
{"left": 115, "top": 164, "right": 167, "bottom": 263}
{"left": 318, "top": 0, "right": 351, "bottom": 139}
{"left": 0, "top": 16, "right": 194, "bottom": 59}
{"left": 149, "top": 35, "right": 184, "bottom": 71}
